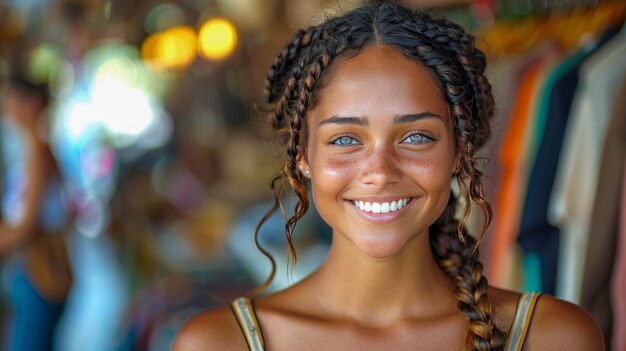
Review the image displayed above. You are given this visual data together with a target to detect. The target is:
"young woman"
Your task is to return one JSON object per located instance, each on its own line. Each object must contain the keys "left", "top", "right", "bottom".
{"left": 173, "top": 3, "right": 603, "bottom": 350}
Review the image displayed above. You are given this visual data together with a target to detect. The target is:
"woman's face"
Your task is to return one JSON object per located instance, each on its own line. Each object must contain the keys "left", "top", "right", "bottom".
{"left": 302, "top": 45, "right": 461, "bottom": 258}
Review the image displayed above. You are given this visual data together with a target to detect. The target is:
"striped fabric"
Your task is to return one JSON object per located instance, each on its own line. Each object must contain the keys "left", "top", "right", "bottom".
{"left": 504, "top": 292, "right": 542, "bottom": 351}
{"left": 230, "top": 297, "right": 265, "bottom": 351}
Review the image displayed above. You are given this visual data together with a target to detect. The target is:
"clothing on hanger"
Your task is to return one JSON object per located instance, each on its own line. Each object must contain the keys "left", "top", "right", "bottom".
{"left": 479, "top": 47, "right": 549, "bottom": 276}
{"left": 549, "top": 24, "right": 626, "bottom": 303}
{"left": 488, "top": 46, "right": 561, "bottom": 287}
{"left": 580, "top": 74, "right": 626, "bottom": 343}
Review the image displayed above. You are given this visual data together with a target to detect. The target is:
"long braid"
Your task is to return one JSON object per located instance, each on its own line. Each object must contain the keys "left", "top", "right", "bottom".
{"left": 258, "top": 3, "right": 504, "bottom": 350}
{"left": 431, "top": 193, "right": 505, "bottom": 350}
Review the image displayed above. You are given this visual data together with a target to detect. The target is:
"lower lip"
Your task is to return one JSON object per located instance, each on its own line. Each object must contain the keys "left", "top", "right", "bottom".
{"left": 347, "top": 198, "right": 414, "bottom": 224}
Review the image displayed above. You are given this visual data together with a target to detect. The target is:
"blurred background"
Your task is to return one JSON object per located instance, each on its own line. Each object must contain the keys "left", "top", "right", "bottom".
{"left": 0, "top": 0, "right": 624, "bottom": 350}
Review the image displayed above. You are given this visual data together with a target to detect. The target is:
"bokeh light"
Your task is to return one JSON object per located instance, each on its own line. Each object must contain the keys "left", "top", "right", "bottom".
{"left": 215, "top": 0, "right": 274, "bottom": 30}
{"left": 28, "top": 43, "right": 62, "bottom": 84}
{"left": 142, "top": 25, "right": 197, "bottom": 70}
{"left": 197, "top": 18, "right": 237, "bottom": 61}
{"left": 94, "top": 56, "right": 138, "bottom": 88}
{"left": 143, "top": 3, "right": 185, "bottom": 34}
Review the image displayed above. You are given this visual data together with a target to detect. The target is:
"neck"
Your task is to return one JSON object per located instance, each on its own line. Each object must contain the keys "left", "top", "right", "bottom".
{"left": 304, "top": 230, "right": 457, "bottom": 326}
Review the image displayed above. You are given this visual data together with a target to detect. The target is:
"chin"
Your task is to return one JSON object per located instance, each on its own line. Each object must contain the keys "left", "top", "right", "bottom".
{"left": 350, "top": 232, "right": 416, "bottom": 259}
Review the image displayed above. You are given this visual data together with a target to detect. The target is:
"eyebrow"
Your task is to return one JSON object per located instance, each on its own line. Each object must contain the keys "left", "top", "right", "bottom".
{"left": 393, "top": 112, "right": 443, "bottom": 124}
{"left": 319, "top": 116, "right": 369, "bottom": 126}
{"left": 318, "top": 111, "right": 443, "bottom": 127}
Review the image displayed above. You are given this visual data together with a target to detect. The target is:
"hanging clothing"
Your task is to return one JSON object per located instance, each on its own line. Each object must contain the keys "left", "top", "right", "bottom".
{"left": 516, "top": 48, "right": 588, "bottom": 295}
{"left": 562, "top": 38, "right": 626, "bottom": 346}
{"left": 489, "top": 45, "right": 562, "bottom": 288}
{"left": 546, "top": 24, "right": 626, "bottom": 303}
{"left": 480, "top": 46, "right": 551, "bottom": 278}
{"left": 580, "top": 75, "right": 626, "bottom": 342}
{"left": 516, "top": 27, "right": 619, "bottom": 296}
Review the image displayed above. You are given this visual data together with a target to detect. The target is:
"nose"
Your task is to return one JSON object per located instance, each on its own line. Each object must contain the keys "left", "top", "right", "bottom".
{"left": 359, "top": 144, "right": 402, "bottom": 187}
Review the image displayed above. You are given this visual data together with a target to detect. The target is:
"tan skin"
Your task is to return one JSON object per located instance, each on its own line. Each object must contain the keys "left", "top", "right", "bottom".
{"left": 0, "top": 87, "right": 72, "bottom": 301}
{"left": 173, "top": 45, "right": 604, "bottom": 350}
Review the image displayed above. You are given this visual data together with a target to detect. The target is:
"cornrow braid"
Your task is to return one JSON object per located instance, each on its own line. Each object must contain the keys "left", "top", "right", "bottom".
{"left": 282, "top": 51, "right": 331, "bottom": 266}
{"left": 256, "top": 20, "right": 344, "bottom": 282}
{"left": 256, "top": 3, "right": 503, "bottom": 350}
{"left": 265, "top": 26, "right": 325, "bottom": 131}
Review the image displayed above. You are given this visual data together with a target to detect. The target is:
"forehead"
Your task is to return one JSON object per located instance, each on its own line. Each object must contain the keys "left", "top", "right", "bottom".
{"left": 310, "top": 45, "right": 450, "bottom": 121}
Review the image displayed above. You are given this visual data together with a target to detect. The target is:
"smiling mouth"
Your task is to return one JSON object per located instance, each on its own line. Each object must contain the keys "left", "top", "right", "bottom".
{"left": 350, "top": 197, "right": 413, "bottom": 214}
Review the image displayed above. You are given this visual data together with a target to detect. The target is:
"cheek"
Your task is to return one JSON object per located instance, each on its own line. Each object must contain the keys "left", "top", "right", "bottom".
{"left": 309, "top": 154, "right": 356, "bottom": 199}
{"left": 406, "top": 154, "right": 453, "bottom": 187}
{"left": 315, "top": 155, "right": 355, "bottom": 178}
{"left": 307, "top": 153, "right": 359, "bottom": 225}
{"left": 404, "top": 153, "right": 454, "bottom": 213}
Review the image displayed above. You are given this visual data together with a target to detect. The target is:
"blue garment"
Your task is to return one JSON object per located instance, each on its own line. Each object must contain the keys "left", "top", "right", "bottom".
{"left": 1, "top": 254, "right": 66, "bottom": 351}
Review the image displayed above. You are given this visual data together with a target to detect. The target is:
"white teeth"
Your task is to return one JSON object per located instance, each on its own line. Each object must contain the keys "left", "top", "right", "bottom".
{"left": 372, "top": 202, "right": 381, "bottom": 213}
{"left": 352, "top": 198, "right": 410, "bottom": 213}
{"left": 381, "top": 202, "right": 390, "bottom": 213}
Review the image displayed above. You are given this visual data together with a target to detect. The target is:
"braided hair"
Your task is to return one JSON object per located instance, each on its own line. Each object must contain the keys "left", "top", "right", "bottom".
{"left": 254, "top": 3, "right": 503, "bottom": 350}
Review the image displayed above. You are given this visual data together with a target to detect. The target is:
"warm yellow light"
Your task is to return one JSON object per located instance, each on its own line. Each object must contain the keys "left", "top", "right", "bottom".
{"left": 141, "top": 34, "right": 160, "bottom": 67}
{"left": 141, "top": 25, "right": 197, "bottom": 70}
{"left": 198, "top": 18, "right": 237, "bottom": 61}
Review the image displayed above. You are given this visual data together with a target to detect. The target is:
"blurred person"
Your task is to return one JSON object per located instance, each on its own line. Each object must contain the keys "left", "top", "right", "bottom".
{"left": 173, "top": 3, "right": 604, "bottom": 351}
{"left": 0, "top": 73, "right": 73, "bottom": 351}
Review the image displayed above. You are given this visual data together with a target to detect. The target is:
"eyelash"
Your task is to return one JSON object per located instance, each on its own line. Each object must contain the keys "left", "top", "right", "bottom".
{"left": 401, "top": 133, "right": 434, "bottom": 144}
{"left": 329, "top": 132, "right": 435, "bottom": 146}
{"left": 331, "top": 135, "right": 360, "bottom": 146}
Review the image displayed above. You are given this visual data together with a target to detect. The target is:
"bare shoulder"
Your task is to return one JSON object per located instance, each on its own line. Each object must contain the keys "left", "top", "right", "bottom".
{"left": 488, "top": 286, "right": 523, "bottom": 330}
{"left": 171, "top": 306, "right": 248, "bottom": 351}
{"left": 487, "top": 287, "right": 604, "bottom": 350}
{"left": 525, "top": 294, "right": 604, "bottom": 350}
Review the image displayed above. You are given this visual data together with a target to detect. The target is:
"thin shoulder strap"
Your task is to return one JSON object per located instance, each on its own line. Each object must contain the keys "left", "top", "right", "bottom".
{"left": 230, "top": 297, "right": 266, "bottom": 351}
{"left": 504, "top": 292, "right": 542, "bottom": 351}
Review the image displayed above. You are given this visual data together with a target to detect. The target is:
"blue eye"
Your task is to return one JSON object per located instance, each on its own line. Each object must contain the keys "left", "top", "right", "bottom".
{"left": 332, "top": 136, "right": 359, "bottom": 146}
{"left": 401, "top": 133, "right": 432, "bottom": 144}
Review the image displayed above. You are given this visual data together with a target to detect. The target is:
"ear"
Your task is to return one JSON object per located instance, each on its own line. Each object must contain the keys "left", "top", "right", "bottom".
{"left": 453, "top": 153, "right": 462, "bottom": 174}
